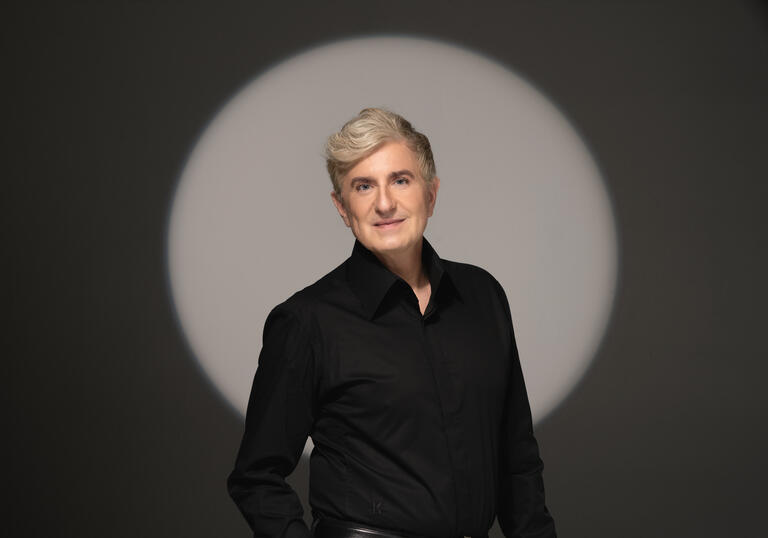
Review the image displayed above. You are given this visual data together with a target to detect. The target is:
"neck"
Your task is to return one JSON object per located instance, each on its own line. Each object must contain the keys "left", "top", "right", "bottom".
{"left": 372, "top": 238, "right": 429, "bottom": 290}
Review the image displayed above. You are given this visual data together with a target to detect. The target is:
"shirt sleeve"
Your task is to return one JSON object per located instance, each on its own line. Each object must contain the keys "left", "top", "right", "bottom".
{"left": 227, "top": 304, "right": 317, "bottom": 538}
{"left": 492, "top": 279, "right": 557, "bottom": 538}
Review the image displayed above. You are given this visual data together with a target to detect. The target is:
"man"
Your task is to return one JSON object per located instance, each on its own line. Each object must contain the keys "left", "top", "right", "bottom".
{"left": 227, "top": 108, "right": 556, "bottom": 538}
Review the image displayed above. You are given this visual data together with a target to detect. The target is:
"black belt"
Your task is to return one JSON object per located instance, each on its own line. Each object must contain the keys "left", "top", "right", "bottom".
{"left": 311, "top": 517, "right": 472, "bottom": 538}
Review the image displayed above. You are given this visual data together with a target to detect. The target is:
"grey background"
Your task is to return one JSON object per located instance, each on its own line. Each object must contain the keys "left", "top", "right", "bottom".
{"left": 5, "top": 1, "right": 767, "bottom": 537}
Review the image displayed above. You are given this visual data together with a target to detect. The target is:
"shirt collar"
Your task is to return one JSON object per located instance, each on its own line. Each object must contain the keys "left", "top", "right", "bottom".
{"left": 346, "top": 235, "right": 462, "bottom": 320}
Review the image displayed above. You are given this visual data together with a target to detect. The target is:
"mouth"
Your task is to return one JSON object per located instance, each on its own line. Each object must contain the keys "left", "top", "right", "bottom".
{"left": 374, "top": 218, "right": 405, "bottom": 229}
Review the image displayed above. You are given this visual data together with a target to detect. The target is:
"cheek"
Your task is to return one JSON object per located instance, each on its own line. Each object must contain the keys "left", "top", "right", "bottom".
{"left": 415, "top": 198, "right": 430, "bottom": 217}
{"left": 347, "top": 211, "right": 365, "bottom": 230}
{"left": 348, "top": 201, "right": 370, "bottom": 222}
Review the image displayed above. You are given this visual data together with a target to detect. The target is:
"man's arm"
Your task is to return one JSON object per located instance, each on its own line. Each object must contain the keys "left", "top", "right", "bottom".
{"left": 227, "top": 304, "right": 317, "bottom": 538}
{"left": 492, "top": 279, "right": 557, "bottom": 538}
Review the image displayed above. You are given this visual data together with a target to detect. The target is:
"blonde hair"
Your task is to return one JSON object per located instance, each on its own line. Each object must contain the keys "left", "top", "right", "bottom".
{"left": 325, "top": 107, "right": 437, "bottom": 198}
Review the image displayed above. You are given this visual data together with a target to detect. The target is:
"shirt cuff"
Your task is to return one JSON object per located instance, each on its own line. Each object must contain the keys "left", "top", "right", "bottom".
{"left": 282, "top": 519, "right": 311, "bottom": 538}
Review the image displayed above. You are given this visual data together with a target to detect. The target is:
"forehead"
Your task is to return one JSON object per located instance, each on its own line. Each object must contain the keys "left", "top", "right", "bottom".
{"left": 344, "top": 140, "right": 420, "bottom": 181}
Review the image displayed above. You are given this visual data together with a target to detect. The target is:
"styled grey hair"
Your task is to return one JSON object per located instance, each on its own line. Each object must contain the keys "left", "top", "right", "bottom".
{"left": 325, "top": 107, "right": 437, "bottom": 198}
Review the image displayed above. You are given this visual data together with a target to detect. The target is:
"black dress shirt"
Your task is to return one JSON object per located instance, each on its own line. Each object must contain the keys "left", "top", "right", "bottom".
{"left": 227, "top": 237, "right": 556, "bottom": 538}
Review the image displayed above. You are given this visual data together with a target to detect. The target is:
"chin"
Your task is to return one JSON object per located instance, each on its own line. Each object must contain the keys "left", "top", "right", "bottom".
{"left": 356, "top": 224, "right": 423, "bottom": 253}
{"left": 374, "top": 236, "right": 417, "bottom": 253}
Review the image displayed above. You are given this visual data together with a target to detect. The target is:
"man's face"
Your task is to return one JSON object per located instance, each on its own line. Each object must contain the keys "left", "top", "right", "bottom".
{"left": 331, "top": 140, "right": 440, "bottom": 258}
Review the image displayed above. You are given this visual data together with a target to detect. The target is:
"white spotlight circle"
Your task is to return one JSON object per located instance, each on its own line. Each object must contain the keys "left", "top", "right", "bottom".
{"left": 167, "top": 36, "right": 618, "bottom": 455}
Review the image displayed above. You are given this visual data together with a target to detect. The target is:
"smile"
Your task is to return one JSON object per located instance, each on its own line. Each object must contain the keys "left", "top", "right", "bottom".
{"left": 374, "top": 219, "right": 405, "bottom": 229}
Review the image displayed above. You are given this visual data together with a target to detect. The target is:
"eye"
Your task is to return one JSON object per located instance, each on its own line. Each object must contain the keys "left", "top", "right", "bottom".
{"left": 355, "top": 183, "right": 372, "bottom": 192}
{"left": 394, "top": 177, "right": 409, "bottom": 185}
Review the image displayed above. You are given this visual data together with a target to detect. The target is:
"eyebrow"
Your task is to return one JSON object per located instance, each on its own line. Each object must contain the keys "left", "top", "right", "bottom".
{"left": 349, "top": 170, "right": 415, "bottom": 186}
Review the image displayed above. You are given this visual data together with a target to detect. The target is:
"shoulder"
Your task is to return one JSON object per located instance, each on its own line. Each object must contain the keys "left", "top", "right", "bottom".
{"left": 442, "top": 257, "right": 513, "bottom": 324}
{"left": 264, "top": 259, "right": 348, "bottom": 330}
{"left": 442, "top": 258, "right": 507, "bottom": 297}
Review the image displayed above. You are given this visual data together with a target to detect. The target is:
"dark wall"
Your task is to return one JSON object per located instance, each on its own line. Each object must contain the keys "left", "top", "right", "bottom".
{"left": 6, "top": 1, "right": 767, "bottom": 537}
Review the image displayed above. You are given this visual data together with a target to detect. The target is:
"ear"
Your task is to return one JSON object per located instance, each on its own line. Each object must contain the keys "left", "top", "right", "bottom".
{"left": 426, "top": 176, "right": 440, "bottom": 217}
{"left": 331, "top": 190, "right": 351, "bottom": 227}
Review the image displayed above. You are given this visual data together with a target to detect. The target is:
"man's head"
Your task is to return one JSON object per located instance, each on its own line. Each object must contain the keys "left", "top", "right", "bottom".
{"left": 326, "top": 108, "right": 440, "bottom": 257}
{"left": 325, "top": 108, "right": 437, "bottom": 199}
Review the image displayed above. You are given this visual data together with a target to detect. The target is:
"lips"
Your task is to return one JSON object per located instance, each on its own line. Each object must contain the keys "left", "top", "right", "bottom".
{"left": 374, "top": 218, "right": 405, "bottom": 227}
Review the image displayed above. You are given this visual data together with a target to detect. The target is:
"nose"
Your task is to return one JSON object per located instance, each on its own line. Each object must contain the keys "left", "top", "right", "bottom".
{"left": 375, "top": 184, "right": 396, "bottom": 214}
